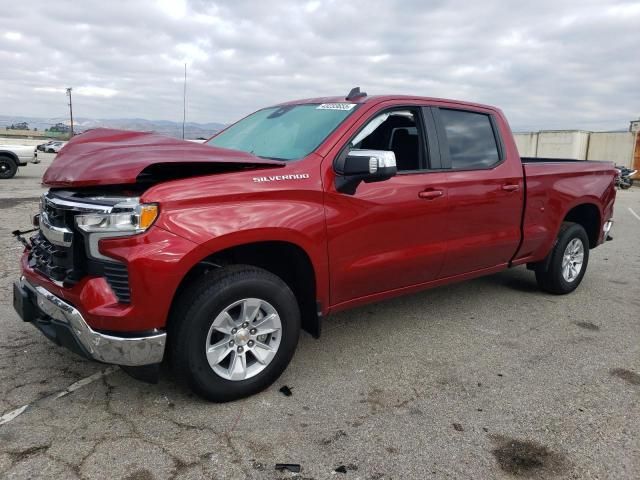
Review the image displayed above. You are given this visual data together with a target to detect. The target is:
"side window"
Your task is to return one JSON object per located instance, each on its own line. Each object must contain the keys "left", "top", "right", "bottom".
{"left": 439, "top": 109, "right": 500, "bottom": 169}
{"left": 350, "top": 109, "right": 423, "bottom": 172}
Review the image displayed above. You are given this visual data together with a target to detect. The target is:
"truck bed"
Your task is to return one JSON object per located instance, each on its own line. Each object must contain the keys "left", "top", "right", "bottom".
{"left": 514, "top": 158, "right": 617, "bottom": 266}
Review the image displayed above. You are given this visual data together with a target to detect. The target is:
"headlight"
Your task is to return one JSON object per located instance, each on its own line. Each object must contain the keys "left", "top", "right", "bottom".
{"left": 76, "top": 203, "right": 158, "bottom": 234}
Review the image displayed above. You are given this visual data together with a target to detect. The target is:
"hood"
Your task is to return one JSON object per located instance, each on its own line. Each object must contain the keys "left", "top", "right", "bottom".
{"left": 42, "top": 128, "right": 284, "bottom": 187}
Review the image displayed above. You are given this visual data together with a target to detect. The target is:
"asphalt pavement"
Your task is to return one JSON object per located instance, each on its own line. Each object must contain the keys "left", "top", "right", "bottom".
{"left": 1, "top": 156, "right": 638, "bottom": 479}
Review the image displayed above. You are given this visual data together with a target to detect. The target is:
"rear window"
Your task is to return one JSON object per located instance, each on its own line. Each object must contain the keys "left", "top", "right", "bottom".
{"left": 207, "top": 103, "right": 357, "bottom": 161}
{"left": 440, "top": 109, "right": 500, "bottom": 169}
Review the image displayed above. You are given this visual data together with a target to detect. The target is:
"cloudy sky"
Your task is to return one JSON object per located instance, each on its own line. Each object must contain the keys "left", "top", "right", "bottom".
{"left": 1, "top": 0, "right": 638, "bottom": 130}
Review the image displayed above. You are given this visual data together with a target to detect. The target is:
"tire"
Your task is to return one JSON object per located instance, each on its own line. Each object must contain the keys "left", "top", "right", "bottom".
{"left": 47, "top": 149, "right": 54, "bottom": 153}
{"left": 170, "top": 265, "right": 301, "bottom": 402}
{"left": 0, "top": 156, "right": 18, "bottom": 179}
{"left": 535, "top": 222, "right": 589, "bottom": 295}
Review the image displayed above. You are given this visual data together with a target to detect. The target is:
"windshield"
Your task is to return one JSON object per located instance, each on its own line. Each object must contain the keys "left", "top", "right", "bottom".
{"left": 207, "top": 103, "right": 358, "bottom": 161}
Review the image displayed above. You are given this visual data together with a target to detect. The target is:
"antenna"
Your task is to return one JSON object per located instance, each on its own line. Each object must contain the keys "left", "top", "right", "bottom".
{"left": 346, "top": 87, "right": 367, "bottom": 101}
{"left": 182, "top": 64, "right": 187, "bottom": 140}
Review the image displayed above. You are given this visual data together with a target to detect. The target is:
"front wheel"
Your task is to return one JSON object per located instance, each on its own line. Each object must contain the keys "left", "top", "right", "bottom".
{"left": 535, "top": 222, "right": 589, "bottom": 294}
{"left": 0, "top": 156, "right": 18, "bottom": 179}
{"left": 170, "top": 265, "right": 301, "bottom": 402}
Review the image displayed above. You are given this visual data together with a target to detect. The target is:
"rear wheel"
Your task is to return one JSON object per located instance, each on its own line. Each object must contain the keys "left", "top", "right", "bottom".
{"left": 0, "top": 156, "right": 18, "bottom": 179}
{"left": 171, "top": 265, "right": 300, "bottom": 402}
{"left": 535, "top": 222, "right": 589, "bottom": 294}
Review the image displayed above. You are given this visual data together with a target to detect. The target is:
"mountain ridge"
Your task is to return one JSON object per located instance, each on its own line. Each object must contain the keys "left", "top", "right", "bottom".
{"left": 0, "top": 115, "right": 225, "bottom": 139}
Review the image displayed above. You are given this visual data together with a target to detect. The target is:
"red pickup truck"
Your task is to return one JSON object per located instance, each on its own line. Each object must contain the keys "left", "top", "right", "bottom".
{"left": 13, "top": 89, "right": 616, "bottom": 401}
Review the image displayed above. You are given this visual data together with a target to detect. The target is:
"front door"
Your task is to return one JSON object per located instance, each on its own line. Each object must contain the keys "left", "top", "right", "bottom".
{"left": 324, "top": 106, "right": 449, "bottom": 306}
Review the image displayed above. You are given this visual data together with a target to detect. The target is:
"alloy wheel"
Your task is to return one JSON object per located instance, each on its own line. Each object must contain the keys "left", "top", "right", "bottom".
{"left": 561, "top": 238, "right": 584, "bottom": 282}
{"left": 205, "top": 298, "right": 282, "bottom": 381}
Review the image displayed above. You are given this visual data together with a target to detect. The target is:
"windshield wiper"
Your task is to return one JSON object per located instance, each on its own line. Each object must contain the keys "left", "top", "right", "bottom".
{"left": 258, "top": 155, "right": 287, "bottom": 161}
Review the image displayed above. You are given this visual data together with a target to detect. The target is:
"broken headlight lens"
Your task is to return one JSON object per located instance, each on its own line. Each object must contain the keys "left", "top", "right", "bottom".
{"left": 76, "top": 203, "right": 158, "bottom": 234}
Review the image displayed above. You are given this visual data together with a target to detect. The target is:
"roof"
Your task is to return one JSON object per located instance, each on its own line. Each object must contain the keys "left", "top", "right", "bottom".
{"left": 275, "top": 94, "right": 500, "bottom": 112}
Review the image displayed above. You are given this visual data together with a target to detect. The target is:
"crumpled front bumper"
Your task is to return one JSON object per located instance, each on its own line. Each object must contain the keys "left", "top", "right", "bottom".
{"left": 13, "top": 276, "right": 166, "bottom": 366}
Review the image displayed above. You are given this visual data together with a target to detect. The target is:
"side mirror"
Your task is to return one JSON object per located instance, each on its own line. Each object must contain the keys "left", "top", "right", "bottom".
{"left": 335, "top": 149, "right": 397, "bottom": 194}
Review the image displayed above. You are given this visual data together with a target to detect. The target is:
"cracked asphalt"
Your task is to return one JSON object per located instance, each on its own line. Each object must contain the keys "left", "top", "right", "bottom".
{"left": 1, "top": 155, "right": 639, "bottom": 479}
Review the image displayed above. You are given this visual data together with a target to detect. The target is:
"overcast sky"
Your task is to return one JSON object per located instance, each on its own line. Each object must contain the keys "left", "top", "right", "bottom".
{"left": 1, "top": 0, "right": 638, "bottom": 130}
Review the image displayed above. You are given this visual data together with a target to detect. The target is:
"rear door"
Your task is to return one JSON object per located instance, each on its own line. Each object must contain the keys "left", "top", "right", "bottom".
{"left": 432, "top": 106, "right": 524, "bottom": 277}
{"left": 324, "top": 103, "right": 449, "bottom": 306}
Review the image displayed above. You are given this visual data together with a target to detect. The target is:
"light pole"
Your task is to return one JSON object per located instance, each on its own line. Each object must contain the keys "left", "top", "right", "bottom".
{"left": 182, "top": 64, "right": 187, "bottom": 140}
{"left": 66, "top": 87, "right": 74, "bottom": 137}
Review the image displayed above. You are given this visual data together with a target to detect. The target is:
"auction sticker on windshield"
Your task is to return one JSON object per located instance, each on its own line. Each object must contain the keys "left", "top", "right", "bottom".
{"left": 317, "top": 103, "right": 357, "bottom": 110}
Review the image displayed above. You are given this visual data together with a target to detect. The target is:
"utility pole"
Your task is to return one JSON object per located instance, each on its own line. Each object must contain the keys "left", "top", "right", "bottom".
{"left": 182, "top": 64, "right": 187, "bottom": 140}
{"left": 66, "top": 87, "right": 74, "bottom": 137}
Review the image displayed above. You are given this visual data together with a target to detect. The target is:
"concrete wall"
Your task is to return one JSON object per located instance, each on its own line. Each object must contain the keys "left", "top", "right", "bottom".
{"left": 513, "top": 133, "right": 538, "bottom": 157}
{"left": 536, "top": 131, "right": 590, "bottom": 159}
{"left": 587, "top": 132, "right": 635, "bottom": 165}
{"left": 514, "top": 130, "right": 636, "bottom": 167}
{"left": 0, "top": 137, "right": 44, "bottom": 147}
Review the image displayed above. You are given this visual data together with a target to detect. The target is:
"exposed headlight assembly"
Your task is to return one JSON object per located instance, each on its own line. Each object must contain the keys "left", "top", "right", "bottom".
{"left": 75, "top": 201, "right": 158, "bottom": 262}
{"left": 76, "top": 203, "right": 158, "bottom": 234}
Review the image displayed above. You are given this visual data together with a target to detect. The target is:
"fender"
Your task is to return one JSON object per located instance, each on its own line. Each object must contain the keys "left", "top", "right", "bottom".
{"left": 141, "top": 155, "right": 329, "bottom": 310}
{"left": 183, "top": 226, "right": 330, "bottom": 313}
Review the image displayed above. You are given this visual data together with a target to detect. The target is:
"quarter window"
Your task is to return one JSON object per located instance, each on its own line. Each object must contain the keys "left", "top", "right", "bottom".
{"left": 440, "top": 109, "right": 500, "bottom": 169}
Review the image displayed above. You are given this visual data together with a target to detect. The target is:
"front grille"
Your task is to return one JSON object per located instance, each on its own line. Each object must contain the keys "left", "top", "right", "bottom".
{"left": 29, "top": 233, "right": 73, "bottom": 282}
{"left": 29, "top": 192, "right": 132, "bottom": 304}
{"left": 103, "top": 263, "right": 131, "bottom": 303}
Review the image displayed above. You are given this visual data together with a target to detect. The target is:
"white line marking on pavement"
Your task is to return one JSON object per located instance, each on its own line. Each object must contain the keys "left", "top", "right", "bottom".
{"left": 0, "top": 366, "right": 117, "bottom": 426}
{"left": 52, "top": 367, "right": 118, "bottom": 399}
{"left": 0, "top": 405, "right": 29, "bottom": 426}
{"left": 628, "top": 208, "right": 640, "bottom": 222}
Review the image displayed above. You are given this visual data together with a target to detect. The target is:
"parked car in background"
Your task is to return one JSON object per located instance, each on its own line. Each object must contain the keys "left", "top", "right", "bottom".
{"left": 36, "top": 140, "right": 63, "bottom": 152}
{"left": 45, "top": 141, "right": 65, "bottom": 153}
{"left": 0, "top": 144, "right": 39, "bottom": 179}
{"left": 13, "top": 90, "right": 617, "bottom": 401}
{"left": 37, "top": 140, "right": 56, "bottom": 152}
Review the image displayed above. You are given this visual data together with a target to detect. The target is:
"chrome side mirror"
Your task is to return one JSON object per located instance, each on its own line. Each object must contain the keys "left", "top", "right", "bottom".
{"left": 334, "top": 149, "right": 397, "bottom": 194}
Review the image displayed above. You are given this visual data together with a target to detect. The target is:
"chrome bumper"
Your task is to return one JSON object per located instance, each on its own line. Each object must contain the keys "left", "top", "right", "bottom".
{"left": 19, "top": 277, "right": 166, "bottom": 366}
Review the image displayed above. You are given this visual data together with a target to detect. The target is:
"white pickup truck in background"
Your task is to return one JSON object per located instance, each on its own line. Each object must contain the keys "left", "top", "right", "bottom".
{"left": 0, "top": 144, "right": 39, "bottom": 179}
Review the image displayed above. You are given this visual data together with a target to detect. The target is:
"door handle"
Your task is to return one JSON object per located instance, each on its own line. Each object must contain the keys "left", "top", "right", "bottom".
{"left": 418, "top": 189, "right": 444, "bottom": 200}
{"left": 502, "top": 184, "right": 520, "bottom": 192}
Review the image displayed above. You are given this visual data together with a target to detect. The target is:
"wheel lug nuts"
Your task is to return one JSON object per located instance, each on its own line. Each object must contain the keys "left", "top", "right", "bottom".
{"left": 229, "top": 340, "right": 234, "bottom": 346}
{"left": 248, "top": 340, "right": 254, "bottom": 347}
{"left": 242, "top": 322, "right": 249, "bottom": 328}
{"left": 237, "top": 346, "right": 243, "bottom": 353}
{"left": 231, "top": 328, "right": 237, "bottom": 334}
{"left": 250, "top": 328, "right": 257, "bottom": 334}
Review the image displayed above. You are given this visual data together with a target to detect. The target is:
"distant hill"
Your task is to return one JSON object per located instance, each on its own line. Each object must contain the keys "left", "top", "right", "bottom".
{"left": 0, "top": 115, "right": 225, "bottom": 140}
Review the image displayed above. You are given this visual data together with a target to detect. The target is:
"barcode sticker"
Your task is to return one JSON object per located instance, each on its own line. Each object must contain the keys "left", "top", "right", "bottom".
{"left": 316, "top": 103, "right": 357, "bottom": 111}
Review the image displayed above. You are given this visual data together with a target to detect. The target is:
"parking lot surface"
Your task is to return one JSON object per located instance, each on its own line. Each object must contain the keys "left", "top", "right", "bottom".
{"left": 1, "top": 156, "right": 639, "bottom": 479}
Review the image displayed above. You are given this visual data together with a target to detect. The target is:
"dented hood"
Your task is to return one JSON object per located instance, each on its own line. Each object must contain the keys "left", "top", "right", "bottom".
{"left": 42, "top": 128, "right": 283, "bottom": 187}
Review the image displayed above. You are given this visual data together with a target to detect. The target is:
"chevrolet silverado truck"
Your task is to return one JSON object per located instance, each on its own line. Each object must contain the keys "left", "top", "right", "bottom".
{"left": 13, "top": 89, "right": 616, "bottom": 401}
{"left": 0, "top": 143, "right": 39, "bottom": 179}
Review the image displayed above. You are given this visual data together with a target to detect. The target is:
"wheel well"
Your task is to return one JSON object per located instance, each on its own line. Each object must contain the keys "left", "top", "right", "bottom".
{"left": 0, "top": 152, "right": 19, "bottom": 163}
{"left": 564, "top": 203, "right": 600, "bottom": 248}
{"left": 173, "top": 241, "right": 320, "bottom": 338}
